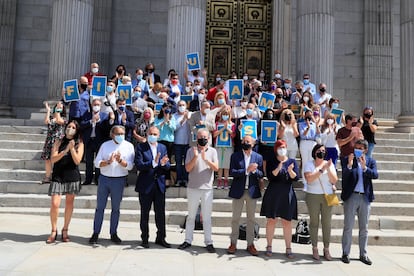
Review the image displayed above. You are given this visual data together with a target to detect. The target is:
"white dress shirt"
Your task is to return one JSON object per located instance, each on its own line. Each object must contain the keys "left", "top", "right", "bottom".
{"left": 94, "top": 139, "right": 135, "bottom": 177}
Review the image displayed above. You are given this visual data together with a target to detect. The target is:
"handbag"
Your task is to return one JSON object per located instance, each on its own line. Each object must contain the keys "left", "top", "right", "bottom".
{"left": 291, "top": 218, "right": 311, "bottom": 244}
{"left": 318, "top": 177, "right": 340, "bottom": 206}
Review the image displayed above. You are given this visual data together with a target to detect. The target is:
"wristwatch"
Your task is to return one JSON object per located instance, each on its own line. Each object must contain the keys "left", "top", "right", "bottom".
{"left": 319, "top": 169, "right": 324, "bottom": 174}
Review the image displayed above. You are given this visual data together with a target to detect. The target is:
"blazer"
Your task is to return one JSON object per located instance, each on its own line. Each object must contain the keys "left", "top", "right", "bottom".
{"left": 341, "top": 156, "right": 378, "bottom": 203}
{"left": 143, "top": 72, "right": 161, "bottom": 85}
{"left": 112, "top": 109, "right": 135, "bottom": 142}
{"left": 134, "top": 142, "right": 171, "bottom": 195}
{"left": 80, "top": 111, "right": 110, "bottom": 145}
{"left": 229, "top": 151, "right": 264, "bottom": 199}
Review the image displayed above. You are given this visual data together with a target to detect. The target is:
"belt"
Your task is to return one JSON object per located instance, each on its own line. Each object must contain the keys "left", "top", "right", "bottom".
{"left": 353, "top": 191, "right": 364, "bottom": 195}
{"left": 101, "top": 175, "right": 127, "bottom": 179}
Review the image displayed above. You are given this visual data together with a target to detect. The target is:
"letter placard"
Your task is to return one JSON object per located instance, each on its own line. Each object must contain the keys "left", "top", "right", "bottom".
{"left": 186, "top": 52, "right": 200, "bottom": 71}
{"left": 240, "top": 119, "right": 257, "bottom": 140}
{"left": 216, "top": 125, "right": 231, "bottom": 147}
{"left": 155, "top": 103, "right": 163, "bottom": 114}
{"left": 288, "top": 104, "right": 301, "bottom": 116}
{"left": 63, "top": 79, "right": 79, "bottom": 102}
{"left": 180, "top": 95, "right": 193, "bottom": 102}
{"left": 192, "top": 124, "right": 206, "bottom": 142}
{"left": 331, "top": 108, "right": 344, "bottom": 125}
{"left": 91, "top": 76, "right": 107, "bottom": 97}
{"left": 260, "top": 120, "right": 278, "bottom": 143}
{"left": 258, "top": 92, "right": 275, "bottom": 112}
{"left": 117, "top": 85, "right": 132, "bottom": 105}
{"left": 229, "top": 79, "right": 243, "bottom": 100}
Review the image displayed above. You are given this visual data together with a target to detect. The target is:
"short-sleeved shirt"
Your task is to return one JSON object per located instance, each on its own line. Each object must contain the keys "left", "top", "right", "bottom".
{"left": 304, "top": 160, "right": 335, "bottom": 195}
{"left": 336, "top": 127, "right": 353, "bottom": 157}
{"left": 185, "top": 146, "right": 218, "bottom": 189}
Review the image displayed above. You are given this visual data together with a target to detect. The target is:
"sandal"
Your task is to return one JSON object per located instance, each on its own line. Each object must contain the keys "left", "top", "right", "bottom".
{"left": 46, "top": 230, "right": 58, "bottom": 244}
{"left": 312, "top": 247, "right": 320, "bottom": 260}
{"left": 323, "top": 248, "right": 332, "bottom": 261}
{"left": 286, "top": 248, "right": 295, "bottom": 259}
{"left": 265, "top": 245, "right": 272, "bottom": 257}
{"left": 61, "top": 229, "right": 70, "bottom": 242}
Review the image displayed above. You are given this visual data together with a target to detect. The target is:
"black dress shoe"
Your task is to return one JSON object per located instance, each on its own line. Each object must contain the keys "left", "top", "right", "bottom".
{"left": 155, "top": 239, "right": 171, "bottom": 248}
{"left": 206, "top": 244, "right": 216, "bottom": 253}
{"left": 178, "top": 241, "right": 191, "bottom": 250}
{"left": 341, "top": 254, "right": 350, "bottom": 264}
{"left": 82, "top": 181, "right": 92, "bottom": 186}
{"left": 110, "top": 233, "right": 122, "bottom": 244}
{"left": 141, "top": 241, "right": 149, "bottom": 248}
{"left": 89, "top": 233, "right": 99, "bottom": 244}
{"left": 360, "top": 255, "right": 372, "bottom": 265}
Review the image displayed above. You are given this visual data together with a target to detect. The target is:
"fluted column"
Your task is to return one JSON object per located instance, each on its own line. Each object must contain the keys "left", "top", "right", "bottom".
{"left": 166, "top": 0, "right": 206, "bottom": 78}
{"left": 394, "top": 0, "right": 414, "bottom": 132}
{"left": 47, "top": 0, "right": 94, "bottom": 99}
{"left": 363, "top": 0, "right": 394, "bottom": 119}
{"left": 0, "top": 0, "right": 17, "bottom": 104}
{"left": 271, "top": 0, "right": 292, "bottom": 77}
{"left": 90, "top": 0, "right": 112, "bottom": 75}
{"left": 296, "top": 0, "right": 334, "bottom": 91}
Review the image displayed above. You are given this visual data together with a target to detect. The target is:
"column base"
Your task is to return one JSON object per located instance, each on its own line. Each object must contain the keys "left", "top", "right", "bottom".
{"left": 388, "top": 115, "right": 414, "bottom": 133}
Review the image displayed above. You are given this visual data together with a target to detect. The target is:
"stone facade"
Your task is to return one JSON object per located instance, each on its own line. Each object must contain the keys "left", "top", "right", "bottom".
{"left": 3, "top": 0, "right": 413, "bottom": 129}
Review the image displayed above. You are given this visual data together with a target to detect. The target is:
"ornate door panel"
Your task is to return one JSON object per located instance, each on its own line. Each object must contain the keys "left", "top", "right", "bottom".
{"left": 205, "top": 0, "right": 271, "bottom": 81}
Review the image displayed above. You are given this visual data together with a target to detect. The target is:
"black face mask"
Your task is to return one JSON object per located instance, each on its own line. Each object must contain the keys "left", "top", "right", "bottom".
{"left": 319, "top": 88, "right": 326, "bottom": 93}
{"left": 266, "top": 113, "right": 273, "bottom": 119}
{"left": 80, "top": 84, "right": 88, "bottom": 90}
{"left": 296, "top": 88, "right": 302, "bottom": 93}
{"left": 147, "top": 69, "right": 154, "bottom": 73}
{"left": 197, "top": 138, "right": 208, "bottom": 147}
{"left": 116, "top": 69, "right": 124, "bottom": 74}
{"left": 316, "top": 151, "right": 325, "bottom": 159}
{"left": 276, "top": 94, "right": 283, "bottom": 98}
{"left": 241, "top": 143, "right": 252, "bottom": 150}
{"left": 364, "top": 113, "right": 372, "bottom": 119}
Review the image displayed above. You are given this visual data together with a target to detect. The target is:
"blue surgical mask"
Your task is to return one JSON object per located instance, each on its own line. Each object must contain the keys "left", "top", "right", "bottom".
{"left": 137, "top": 74, "right": 143, "bottom": 80}
{"left": 354, "top": 149, "right": 364, "bottom": 159}
{"left": 148, "top": 134, "right": 158, "bottom": 144}
{"left": 303, "top": 79, "right": 310, "bottom": 85}
{"left": 284, "top": 83, "right": 291, "bottom": 89}
{"left": 246, "top": 108, "right": 253, "bottom": 115}
{"left": 332, "top": 103, "right": 339, "bottom": 109}
{"left": 134, "top": 92, "right": 141, "bottom": 98}
{"left": 118, "top": 105, "right": 126, "bottom": 112}
{"left": 106, "top": 86, "right": 114, "bottom": 93}
{"left": 222, "top": 115, "right": 229, "bottom": 121}
{"left": 218, "top": 98, "right": 225, "bottom": 105}
{"left": 114, "top": 134, "right": 124, "bottom": 144}
{"left": 178, "top": 106, "right": 186, "bottom": 113}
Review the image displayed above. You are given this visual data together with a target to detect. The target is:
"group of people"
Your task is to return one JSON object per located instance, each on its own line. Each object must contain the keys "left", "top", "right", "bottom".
{"left": 40, "top": 62, "right": 378, "bottom": 264}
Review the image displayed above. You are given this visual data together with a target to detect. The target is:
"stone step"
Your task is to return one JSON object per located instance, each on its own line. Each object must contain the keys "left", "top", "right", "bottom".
{"left": 375, "top": 132, "right": 414, "bottom": 140}
{"left": 376, "top": 138, "right": 414, "bottom": 147}
{"left": 0, "top": 140, "right": 44, "bottom": 150}
{"left": 376, "top": 161, "right": 414, "bottom": 171}
{"left": 1, "top": 192, "right": 414, "bottom": 218}
{"left": 0, "top": 149, "right": 41, "bottom": 160}
{"left": 371, "top": 153, "right": 414, "bottom": 162}
{"left": 374, "top": 146, "right": 414, "bottom": 155}
{"left": 0, "top": 132, "right": 45, "bottom": 141}
{"left": 0, "top": 125, "right": 45, "bottom": 134}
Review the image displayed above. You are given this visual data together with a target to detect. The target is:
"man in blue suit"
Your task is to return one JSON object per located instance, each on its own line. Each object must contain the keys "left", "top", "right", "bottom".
{"left": 135, "top": 126, "right": 171, "bottom": 248}
{"left": 80, "top": 99, "right": 111, "bottom": 185}
{"left": 110, "top": 97, "right": 135, "bottom": 142}
{"left": 227, "top": 135, "right": 264, "bottom": 256}
{"left": 341, "top": 139, "right": 378, "bottom": 265}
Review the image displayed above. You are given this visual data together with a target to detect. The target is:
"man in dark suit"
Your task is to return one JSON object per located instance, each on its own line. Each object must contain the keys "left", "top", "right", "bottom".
{"left": 80, "top": 99, "right": 111, "bottom": 185}
{"left": 341, "top": 139, "right": 378, "bottom": 265}
{"left": 135, "top": 126, "right": 171, "bottom": 248}
{"left": 110, "top": 97, "right": 135, "bottom": 142}
{"left": 227, "top": 135, "right": 264, "bottom": 256}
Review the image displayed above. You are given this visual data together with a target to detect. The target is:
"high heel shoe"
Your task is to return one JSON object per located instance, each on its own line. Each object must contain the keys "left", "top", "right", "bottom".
{"left": 61, "top": 229, "right": 70, "bottom": 242}
{"left": 312, "top": 247, "right": 320, "bottom": 260}
{"left": 285, "top": 248, "right": 295, "bottom": 259}
{"left": 46, "top": 230, "right": 58, "bottom": 244}
{"left": 323, "top": 248, "right": 332, "bottom": 261}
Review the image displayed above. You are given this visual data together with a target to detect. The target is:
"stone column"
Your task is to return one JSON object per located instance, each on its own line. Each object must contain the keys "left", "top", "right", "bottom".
{"left": 90, "top": 0, "right": 112, "bottom": 75}
{"left": 394, "top": 0, "right": 414, "bottom": 132}
{"left": 363, "top": 0, "right": 394, "bottom": 119}
{"left": 0, "top": 0, "right": 17, "bottom": 105}
{"left": 47, "top": 0, "right": 94, "bottom": 99}
{"left": 166, "top": 0, "right": 206, "bottom": 79}
{"left": 271, "top": 0, "right": 292, "bottom": 77}
{"left": 296, "top": 0, "right": 334, "bottom": 91}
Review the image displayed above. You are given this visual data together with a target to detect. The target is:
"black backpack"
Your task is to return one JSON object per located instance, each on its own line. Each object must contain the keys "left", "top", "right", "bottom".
{"left": 238, "top": 222, "right": 260, "bottom": 240}
{"left": 292, "top": 218, "right": 311, "bottom": 244}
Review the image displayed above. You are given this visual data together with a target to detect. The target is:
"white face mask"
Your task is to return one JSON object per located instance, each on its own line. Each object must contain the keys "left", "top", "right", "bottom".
{"left": 303, "top": 96, "right": 309, "bottom": 102}
{"left": 198, "top": 94, "right": 205, "bottom": 101}
{"left": 66, "top": 127, "right": 76, "bottom": 137}
{"left": 243, "top": 76, "right": 248, "bottom": 81}
{"left": 178, "top": 106, "right": 186, "bottom": 113}
{"left": 91, "top": 67, "right": 99, "bottom": 74}
{"left": 277, "top": 148, "right": 287, "bottom": 156}
{"left": 185, "top": 87, "right": 191, "bottom": 93}
{"left": 240, "top": 102, "right": 247, "bottom": 108}
{"left": 92, "top": 105, "right": 100, "bottom": 113}
{"left": 275, "top": 73, "right": 281, "bottom": 79}
{"left": 327, "top": 119, "right": 334, "bottom": 125}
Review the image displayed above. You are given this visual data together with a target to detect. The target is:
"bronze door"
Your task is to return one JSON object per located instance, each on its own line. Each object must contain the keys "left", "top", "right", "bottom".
{"left": 205, "top": 0, "right": 272, "bottom": 82}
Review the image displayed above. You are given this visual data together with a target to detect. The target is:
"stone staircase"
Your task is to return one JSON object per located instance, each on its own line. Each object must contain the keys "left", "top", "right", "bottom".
{"left": 0, "top": 119, "right": 413, "bottom": 246}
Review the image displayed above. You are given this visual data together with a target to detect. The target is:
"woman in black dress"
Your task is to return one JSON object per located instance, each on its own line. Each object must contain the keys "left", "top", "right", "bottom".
{"left": 46, "top": 120, "right": 84, "bottom": 243}
{"left": 260, "top": 140, "right": 299, "bottom": 258}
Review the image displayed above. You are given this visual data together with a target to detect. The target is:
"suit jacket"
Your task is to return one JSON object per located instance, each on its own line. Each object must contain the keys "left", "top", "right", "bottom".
{"left": 229, "top": 151, "right": 264, "bottom": 199}
{"left": 135, "top": 142, "right": 171, "bottom": 195}
{"left": 341, "top": 156, "right": 378, "bottom": 202}
{"left": 112, "top": 109, "right": 135, "bottom": 142}
{"left": 80, "top": 111, "right": 110, "bottom": 145}
{"left": 144, "top": 72, "right": 161, "bottom": 85}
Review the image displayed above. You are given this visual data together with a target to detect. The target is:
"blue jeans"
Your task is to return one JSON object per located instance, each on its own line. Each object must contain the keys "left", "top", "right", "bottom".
{"left": 366, "top": 143, "right": 375, "bottom": 158}
{"left": 93, "top": 175, "right": 126, "bottom": 235}
{"left": 174, "top": 144, "right": 189, "bottom": 182}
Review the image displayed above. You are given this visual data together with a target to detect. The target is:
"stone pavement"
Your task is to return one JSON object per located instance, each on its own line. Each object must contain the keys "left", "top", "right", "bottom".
{"left": 0, "top": 213, "right": 413, "bottom": 276}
